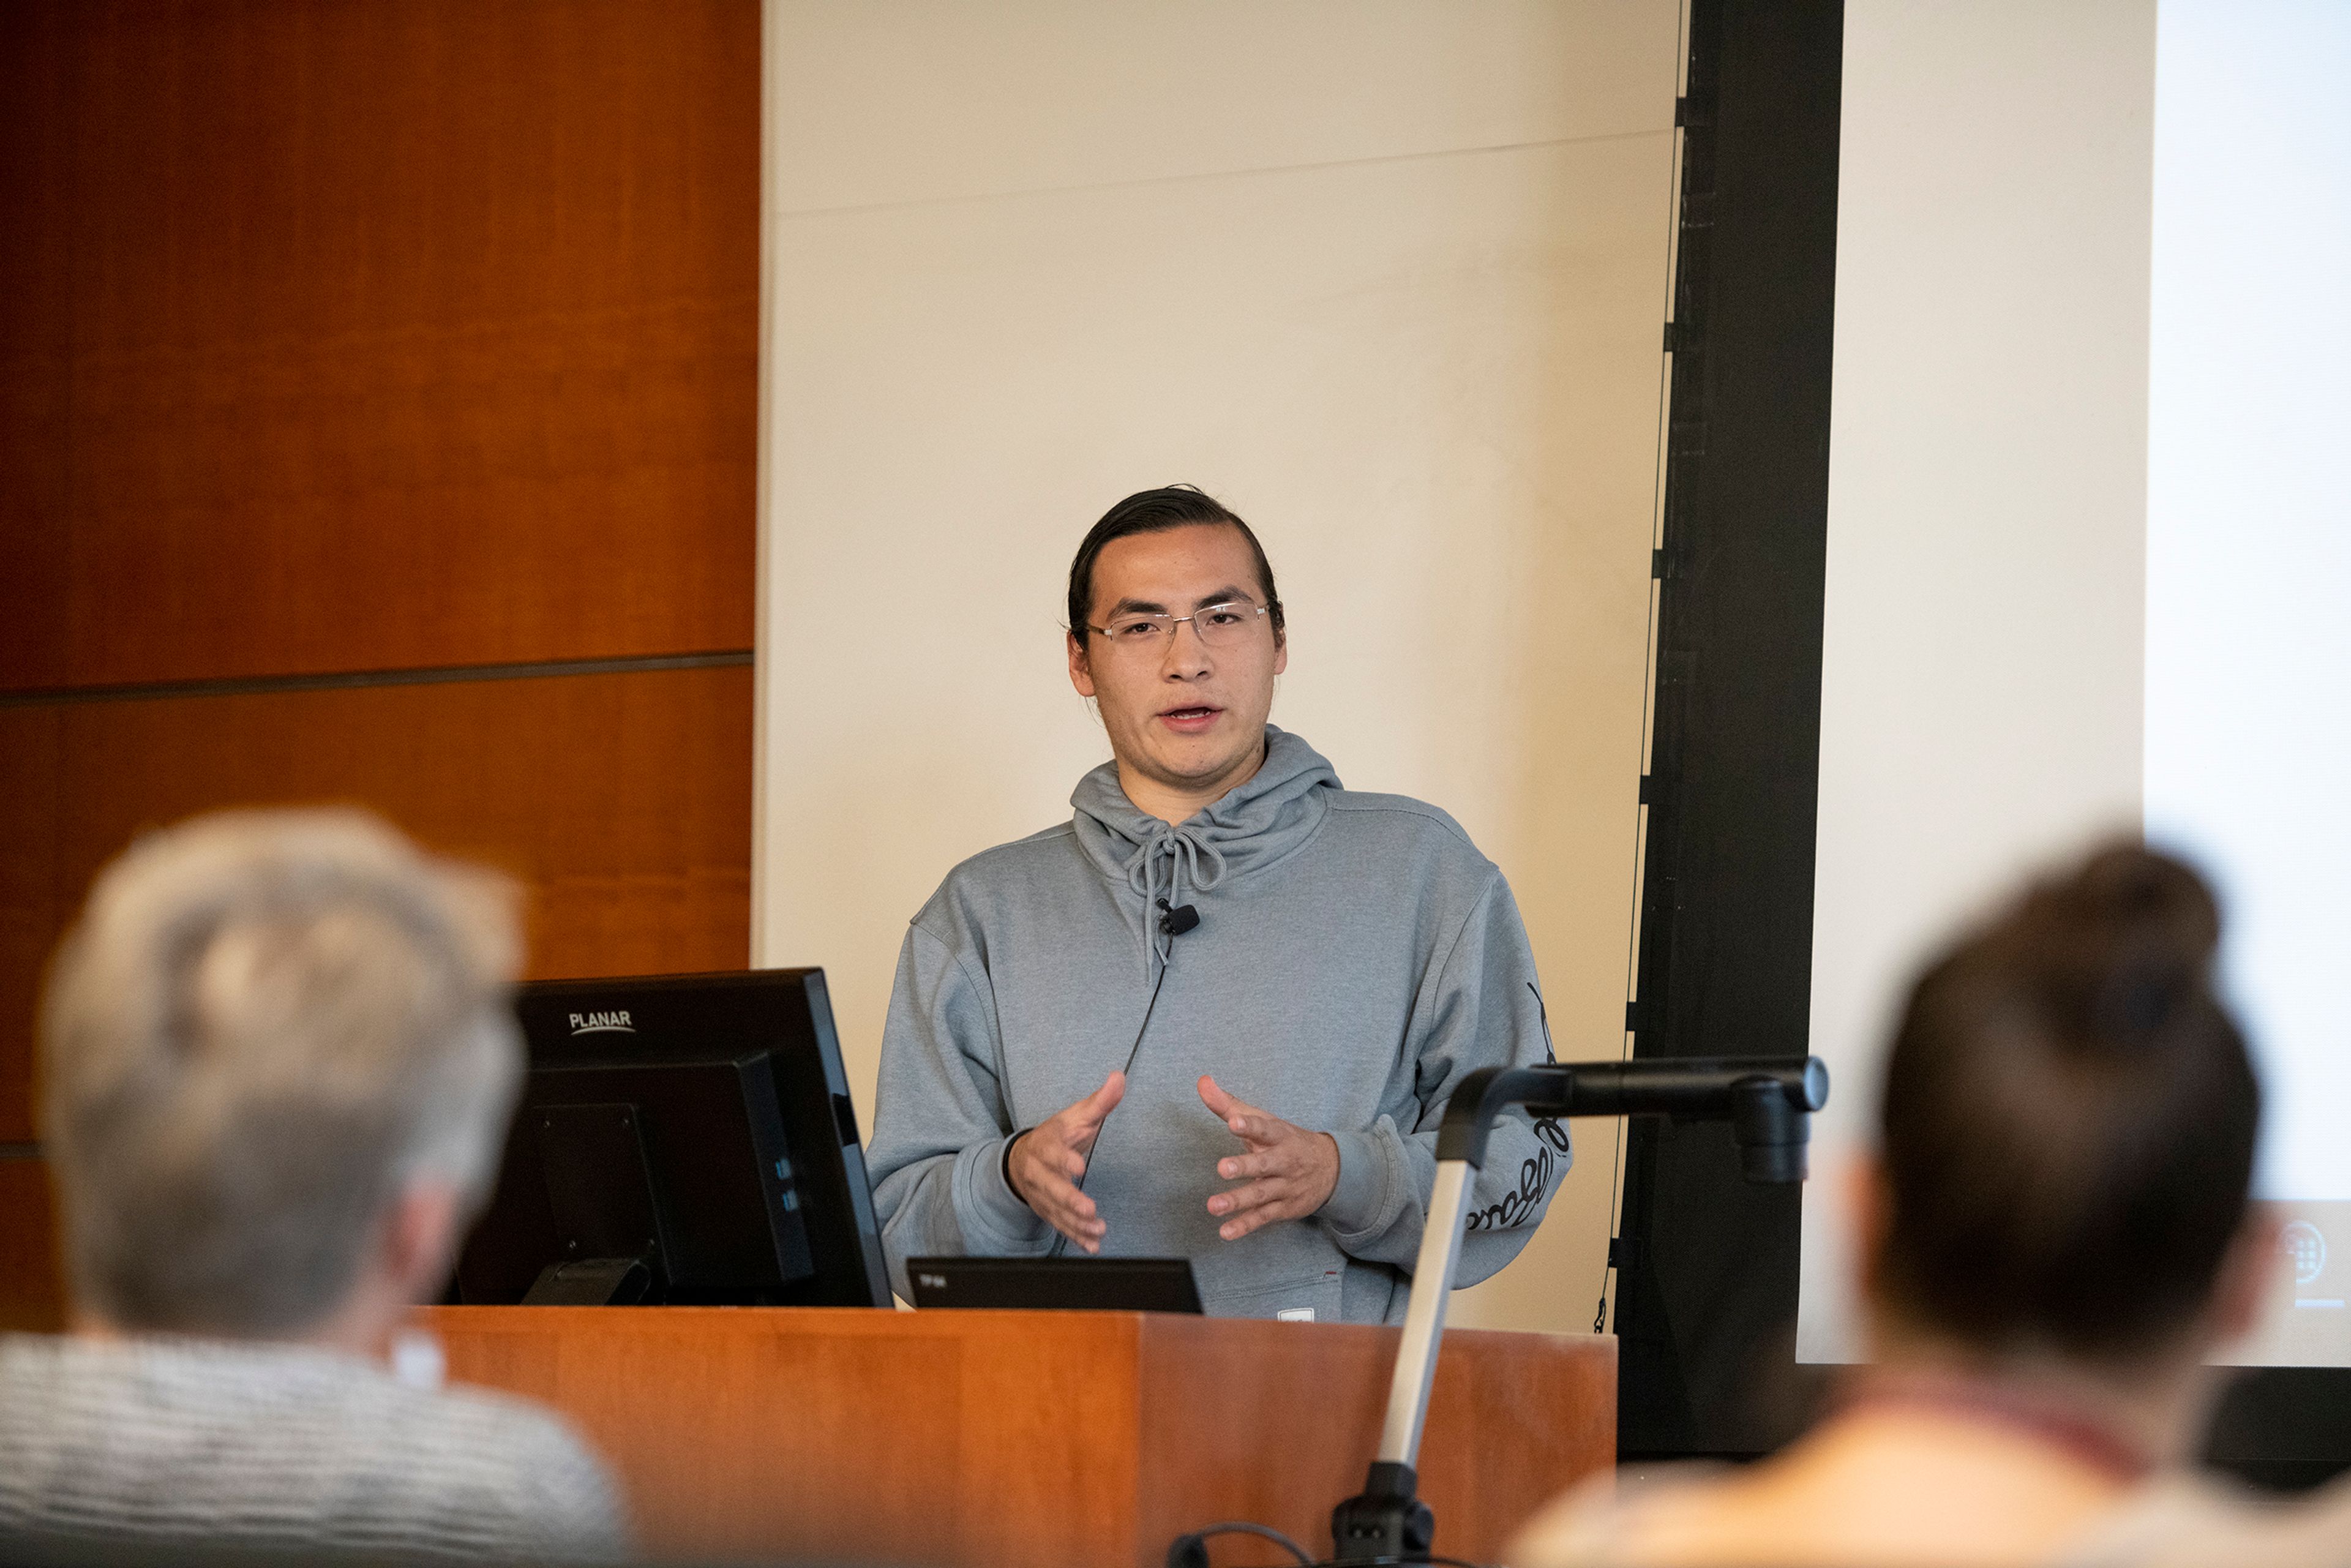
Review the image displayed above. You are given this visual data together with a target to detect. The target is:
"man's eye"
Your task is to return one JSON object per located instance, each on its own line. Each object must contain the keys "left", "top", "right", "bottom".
{"left": 1203, "top": 609, "right": 1245, "bottom": 627}
{"left": 1113, "top": 621, "right": 1160, "bottom": 639}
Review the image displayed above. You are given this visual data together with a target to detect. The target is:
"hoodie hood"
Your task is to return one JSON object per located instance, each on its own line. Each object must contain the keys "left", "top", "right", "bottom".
{"left": 1070, "top": 724, "right": 1340, "bottom": 972}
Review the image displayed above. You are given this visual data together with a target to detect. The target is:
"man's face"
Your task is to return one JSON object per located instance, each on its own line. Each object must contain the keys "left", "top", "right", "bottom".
{"left": 1068, "top": 523, "right": 1288, "bottom": 805}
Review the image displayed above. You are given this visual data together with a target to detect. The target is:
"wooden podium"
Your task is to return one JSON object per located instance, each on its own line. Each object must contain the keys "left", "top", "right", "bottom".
{"left": 422, "top": 1306, "right": 1614, "bottom": 1567}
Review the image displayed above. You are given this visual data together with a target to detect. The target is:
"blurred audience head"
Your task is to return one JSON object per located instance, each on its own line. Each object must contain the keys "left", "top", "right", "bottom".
{"left": 1869, "top": 838, "right": 2266, "bottom": 1370}
{"left": 39, "top": 809, "right": 522, "bottom": 1342}
{"left": 1509, "top": 842, "right": 2279, "bottom": 1568}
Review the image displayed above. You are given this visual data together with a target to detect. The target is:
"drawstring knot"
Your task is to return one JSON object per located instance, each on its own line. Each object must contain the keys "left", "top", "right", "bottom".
{"left": 1121, "top": 822, "right": 1227, "bottom": 976}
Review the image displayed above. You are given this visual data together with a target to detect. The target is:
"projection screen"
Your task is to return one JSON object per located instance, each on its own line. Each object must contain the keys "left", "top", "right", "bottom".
{"left": 1799, "top": 0, "right": 2351, "bottom": 1367}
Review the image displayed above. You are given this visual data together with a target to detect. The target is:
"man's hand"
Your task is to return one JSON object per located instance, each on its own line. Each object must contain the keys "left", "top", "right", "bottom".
{"left": 1198, "top": 1075, "right": 1341, "bottom": 1242}
{"left": 1007, "top": 1071, "right": 1125, "bottom": 1253}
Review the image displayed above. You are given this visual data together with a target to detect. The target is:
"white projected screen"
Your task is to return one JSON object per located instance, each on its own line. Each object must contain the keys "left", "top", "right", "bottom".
{"left": 2144, "top": 0, "right": 2351, "bottom": 1364}
{"left": 1800, "top": 1, "right": 2351, "bottom": 1365}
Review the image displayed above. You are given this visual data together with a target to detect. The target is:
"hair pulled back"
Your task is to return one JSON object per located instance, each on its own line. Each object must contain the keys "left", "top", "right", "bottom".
{"left": 1067, "top": 485, "right": 1284, "bottom": 642}
{"left": 1875, "top": 841, "right": 2260, "bottom": 1364}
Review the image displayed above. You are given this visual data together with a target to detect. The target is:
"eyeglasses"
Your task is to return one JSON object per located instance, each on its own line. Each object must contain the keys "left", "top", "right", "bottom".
{"left": 1086, "top": 599, "right": 1276, "bottom": 651}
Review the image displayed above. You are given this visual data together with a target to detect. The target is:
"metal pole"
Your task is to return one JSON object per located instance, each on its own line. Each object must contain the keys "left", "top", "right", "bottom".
{"left": 1376, "top": 1158, "right": 1475, "bottom": 1468}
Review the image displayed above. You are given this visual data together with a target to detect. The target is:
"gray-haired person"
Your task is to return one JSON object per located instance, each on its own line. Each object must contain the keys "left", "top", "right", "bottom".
{"left": 0, "top": 809, "right": 628, "bottom": 1563}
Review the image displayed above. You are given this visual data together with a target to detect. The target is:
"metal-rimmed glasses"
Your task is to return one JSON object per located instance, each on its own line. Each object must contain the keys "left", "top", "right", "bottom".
{"left": 1084, "top": 598, "right": 1277, "bottom": 652}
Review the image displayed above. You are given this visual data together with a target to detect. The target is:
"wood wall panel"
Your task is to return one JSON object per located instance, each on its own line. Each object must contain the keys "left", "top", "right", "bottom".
{"left": 0, "top": 0, "right": 759, "bottom": 692}
{"left": 0, "top": 1159, "right": 64, "bottom": 1334}
{"left": 0, "top": 705, "right": 64, "bottom": 1146}
{"left": 0, "top": 0, "right": 758, "bottom": 1329}
{"left": 0, "top": 663, "right": 754, "bottom": 1146}
{"left": 0, "top": 2, "right": 75, "bottom": 689}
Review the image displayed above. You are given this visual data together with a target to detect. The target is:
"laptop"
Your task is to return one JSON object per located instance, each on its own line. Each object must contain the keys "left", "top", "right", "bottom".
{"left": 906, "top": 1256, "right": 1203, "bottom": 1313}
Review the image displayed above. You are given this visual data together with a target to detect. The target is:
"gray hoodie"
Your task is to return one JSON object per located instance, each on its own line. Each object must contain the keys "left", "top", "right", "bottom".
{"left": 865, "top": 726, "right": 1567, "bottom": 1324}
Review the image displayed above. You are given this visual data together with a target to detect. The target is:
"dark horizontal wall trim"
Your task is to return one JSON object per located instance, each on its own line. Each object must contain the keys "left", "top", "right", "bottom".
{"left": 0, "top": 651, "right": 756, "bottom": 710}
{"left": 0, "top": 1144, "right": 40, "bottom": 1160}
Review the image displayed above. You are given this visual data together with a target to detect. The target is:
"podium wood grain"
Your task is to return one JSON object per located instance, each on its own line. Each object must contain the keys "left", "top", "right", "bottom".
{"left": 422, "top": 1305, "right": 1615, "bottom": 1568}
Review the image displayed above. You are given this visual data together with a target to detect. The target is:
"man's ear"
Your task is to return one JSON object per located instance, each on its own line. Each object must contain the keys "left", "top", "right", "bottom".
{"left": 2208, "top": 1204, "right": 2284, "bottom": 1347}
{"left": 1272, "top": 627, "right": 1288, "bottom": 677}
{"left": 1068, "top": 629, "right": 1097, "bottom": 698}
{"left": 381, "top": 1180, "right": 465, "bottom": 1307}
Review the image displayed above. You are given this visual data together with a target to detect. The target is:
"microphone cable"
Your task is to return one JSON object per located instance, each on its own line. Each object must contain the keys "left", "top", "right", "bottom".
{"left": 1046, "top": 896, "right": 1196, "bottom": 1259}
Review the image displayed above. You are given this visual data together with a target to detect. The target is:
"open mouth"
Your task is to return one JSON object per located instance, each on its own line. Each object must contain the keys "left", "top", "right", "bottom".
{"left": 1157, "top": 705, "right": 1223, "bottom": 732}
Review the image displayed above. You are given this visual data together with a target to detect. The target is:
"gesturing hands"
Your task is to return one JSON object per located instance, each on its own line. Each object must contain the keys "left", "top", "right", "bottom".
{"left": 1199, "top": 1075, "right": 1341, "bottom": 1242}
{"left": 1007, "top": 1071, "right": 1125, "bottom": 1254}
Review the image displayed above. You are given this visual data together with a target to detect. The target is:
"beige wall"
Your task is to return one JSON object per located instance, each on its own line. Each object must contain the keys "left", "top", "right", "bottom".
{"left": 755, "top": 1, "right": 1681, "bottom": 1331}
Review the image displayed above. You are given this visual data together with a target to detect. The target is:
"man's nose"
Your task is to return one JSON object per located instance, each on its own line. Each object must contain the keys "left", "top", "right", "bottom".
{"left": 1162, "top": 618, "right": 1212, "bottom": 675}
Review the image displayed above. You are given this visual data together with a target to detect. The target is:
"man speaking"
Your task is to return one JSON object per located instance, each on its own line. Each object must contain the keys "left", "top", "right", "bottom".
{"left": 866, "top": 486, "right": 1567, "bottom": 1323}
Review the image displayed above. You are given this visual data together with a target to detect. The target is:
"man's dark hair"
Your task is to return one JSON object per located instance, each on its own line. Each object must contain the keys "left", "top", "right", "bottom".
{"left": 1067, "top": 485, "right": 1285, "bottom": 645}
{"left": 1875, "top": 841, "right": 2260, "bottom": 1364}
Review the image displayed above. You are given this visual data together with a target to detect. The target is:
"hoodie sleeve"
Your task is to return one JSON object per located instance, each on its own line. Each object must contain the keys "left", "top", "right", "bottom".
{"left": 866, "top": 919, "right": 1054, "bottom": 1299}
{"left": 1315, "top": 873, "right": 1570, "bottom": 1285}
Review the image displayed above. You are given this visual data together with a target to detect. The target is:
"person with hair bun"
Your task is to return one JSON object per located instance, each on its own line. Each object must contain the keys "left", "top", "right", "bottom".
{"left": 1511, "top": 839, "right": 2283, "bottom": 1567}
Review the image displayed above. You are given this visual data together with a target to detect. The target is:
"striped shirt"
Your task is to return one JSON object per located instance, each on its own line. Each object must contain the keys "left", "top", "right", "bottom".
{"left": 0, "top": 1333, "right": 628, "bottom": 1563}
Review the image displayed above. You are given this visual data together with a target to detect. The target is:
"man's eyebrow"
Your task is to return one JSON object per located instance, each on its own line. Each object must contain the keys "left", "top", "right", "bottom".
{"left": 1101, "top": 586, "right": 1256, "bottom": 619}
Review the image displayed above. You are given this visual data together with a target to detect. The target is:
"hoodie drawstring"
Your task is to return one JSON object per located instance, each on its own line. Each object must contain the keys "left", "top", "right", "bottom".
{"left": 1120, "top": 822, "right": 1228, "bottom": 977}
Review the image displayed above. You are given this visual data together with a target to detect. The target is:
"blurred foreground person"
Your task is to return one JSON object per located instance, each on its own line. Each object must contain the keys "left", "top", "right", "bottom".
{"left": 0, "top": 811, "right": 626, "bottom": 1564}
{"left": 1512, "top": 842, "right": 2280, "bottom": 1567}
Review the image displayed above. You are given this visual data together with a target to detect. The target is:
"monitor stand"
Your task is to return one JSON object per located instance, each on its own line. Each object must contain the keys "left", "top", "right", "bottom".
{"left": 526, "top": 1100, "right": 670, "bottom": 1305}
{"left": 523, "top": 1256, "right": 654, "bottom": 1305}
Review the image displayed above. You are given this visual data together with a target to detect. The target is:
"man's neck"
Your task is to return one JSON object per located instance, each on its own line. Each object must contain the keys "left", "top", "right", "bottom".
{"left": 1117, "top": 740, "right": 1268, "bottom": 825}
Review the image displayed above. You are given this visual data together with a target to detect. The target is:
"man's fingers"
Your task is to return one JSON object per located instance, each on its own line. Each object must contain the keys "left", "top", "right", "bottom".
{"left": 1209, "top": 1177, "right": 1288, "bottom": 1220}
{"left": 1200, "top": 1076, "right": 1297, "bottom": 1151}
{"left": 1059, "top": 1196, "right": 1108, "bottom": 1240}
{"left": 1197, "top": 1100, "right": 1339, "bottom": 1242}
{"left": 1198, "top": 1074, "right": 1237, "bottom": 1119}
{"left": 1217, "top": 1150, "right": 1275, "bottom": 1182}
{"left": 1024, "top": 1119, "right": 1096, "bottom": 1173}
{"left": 1229, "top": 1111, "right": 1283, "bottom": 1147}
{"left": 1203, "top": 1076, "right": 1275, "bottom": 1130}
{"left": 1078, "top": 1071, "right": 1126, "bottom": 1122}
{"left": 1024, "top": 1165, "right": 1097, "bottom": 1220}
{"left": 1217, "top": 1187, "right": 1307, "bottom": 1241}
{"left": 1049, "top": 1206, "right": 1106, "bottom": 1252}
{"left": 1040, "top": 1185, "right": 1107, "bottom": 1251}
{"left": 1048, "top": 1075, "right": 1125, "bottom": 1160}
{"left": 1013, "top": 1144, "right": 1097, "bottom": 1216}
{"left": 1008, "top": 1125, "right": 1109, "bottom": 1251}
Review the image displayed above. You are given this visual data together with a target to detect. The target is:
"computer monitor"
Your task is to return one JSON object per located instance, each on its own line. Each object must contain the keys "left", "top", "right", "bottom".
{"left": 454, "top": 969, "right": 890, "bottom": 1308}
